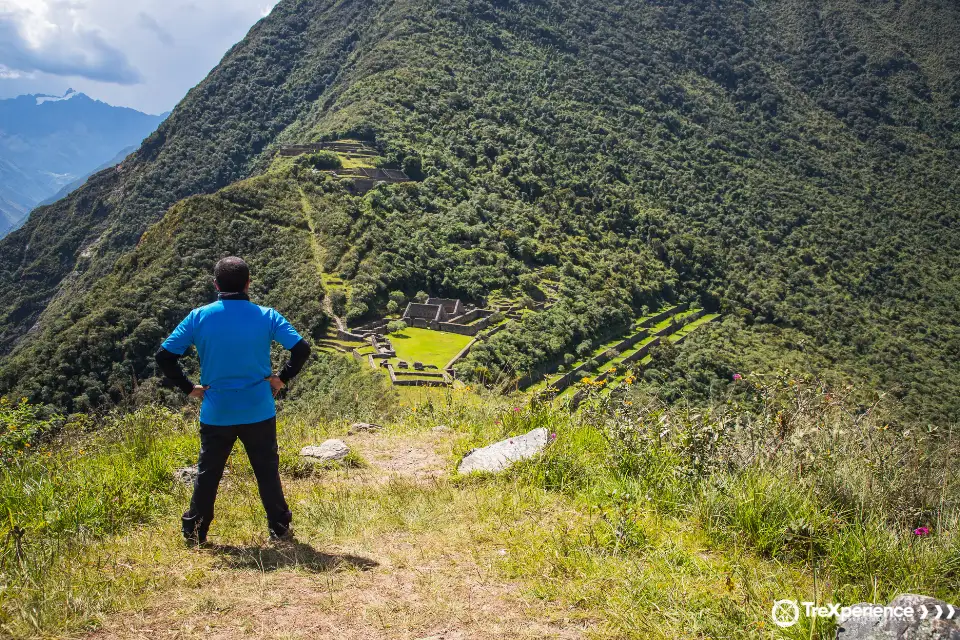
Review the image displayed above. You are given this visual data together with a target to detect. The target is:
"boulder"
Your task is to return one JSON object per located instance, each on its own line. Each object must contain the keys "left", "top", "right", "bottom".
{"left": 349, "top": 422, "right": 384, "bottom": 434}
{"left": 836, "top": 594, "right": 960, "bottom": 639}
{"left": 413, "top": 361, "right": 425, "bottom": 371}
{"left": 300, "top": 439, "right": 351, "bottom": 463}
{"left": 457, "top": 428, "right": 549, "bottom": 474}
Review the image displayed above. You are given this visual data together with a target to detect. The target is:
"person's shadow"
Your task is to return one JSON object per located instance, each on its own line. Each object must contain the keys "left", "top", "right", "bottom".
{"left": 209, "top": 539, "right": 378, "bottom": 573}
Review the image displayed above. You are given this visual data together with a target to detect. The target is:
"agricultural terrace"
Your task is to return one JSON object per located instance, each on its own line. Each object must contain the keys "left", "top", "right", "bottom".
{"left": 387, "top": 327, "right": 473, "bottom": 369}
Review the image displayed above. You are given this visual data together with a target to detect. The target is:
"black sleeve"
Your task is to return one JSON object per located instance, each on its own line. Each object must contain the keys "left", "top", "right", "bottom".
{"left": 155, "top": 347, "right": 196, "bottom": 394}
{"left": 278, "top": 339, "right": 311, "bottom": 384}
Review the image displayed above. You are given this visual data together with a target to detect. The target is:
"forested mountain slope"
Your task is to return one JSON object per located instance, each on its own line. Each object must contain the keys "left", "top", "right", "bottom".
{"left": 0, "top": 0, "right": 957, "bottom": 421}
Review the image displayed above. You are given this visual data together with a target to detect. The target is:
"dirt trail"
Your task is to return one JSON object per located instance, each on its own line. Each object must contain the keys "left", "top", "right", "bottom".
{"left": 298, "top": 188, "right": 348, "bottom": 332}
{"left": 89, "top": 431, "right": 588, "bottom": 640}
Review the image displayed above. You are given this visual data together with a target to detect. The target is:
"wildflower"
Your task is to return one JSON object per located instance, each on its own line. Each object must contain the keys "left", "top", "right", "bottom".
{"left": 732, "top": 374, "right": 743, "bottom": 381}
{"left": 513, "top": 407, "right": 521, "bottom": 412}
{"left": 914, "top": 526, "right": 931, "bottom": 537}
{"left": 549, "top": 433, "right": 557, "bottom": 440}
{"left": 495, "top": 420, "right": 501, "bottom": 425}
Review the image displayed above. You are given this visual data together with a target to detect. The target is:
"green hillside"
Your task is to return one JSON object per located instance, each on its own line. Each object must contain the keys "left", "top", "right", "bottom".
{"left": 0, "top": 0, "right": 958, "bottom": 423}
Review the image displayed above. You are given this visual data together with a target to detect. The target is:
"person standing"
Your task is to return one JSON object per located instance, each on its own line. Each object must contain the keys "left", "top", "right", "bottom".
{"left": 155, "top": 256, "right": 311, "bottom": 545}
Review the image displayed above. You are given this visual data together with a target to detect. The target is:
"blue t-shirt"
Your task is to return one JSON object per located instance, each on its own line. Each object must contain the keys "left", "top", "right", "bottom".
{"left": 162, "top": 299, "right": 303, "bottom": 426}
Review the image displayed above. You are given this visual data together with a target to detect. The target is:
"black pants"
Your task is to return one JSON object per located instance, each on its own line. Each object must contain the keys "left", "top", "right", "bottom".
{"left": 182, "top": 417, "right": 292, "bottom": 541}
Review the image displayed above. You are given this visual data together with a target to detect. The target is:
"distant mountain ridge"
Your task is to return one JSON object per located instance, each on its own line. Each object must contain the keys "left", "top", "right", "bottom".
{"left": 0, "top": 90, "right": 164, "bottom": 237}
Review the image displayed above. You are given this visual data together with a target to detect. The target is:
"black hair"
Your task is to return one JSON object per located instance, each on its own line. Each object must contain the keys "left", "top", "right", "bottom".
{"left": 214, "top": 256, "right": 250, "bottom": 293}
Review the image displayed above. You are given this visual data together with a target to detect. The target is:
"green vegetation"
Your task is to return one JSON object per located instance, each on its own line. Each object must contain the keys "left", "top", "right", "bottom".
{"left": 2, "top": 369, "right": 958, "bottom": 638}
{"left": 0, "top": 0, "right": 956, "bottom": 424}
{"left": 388, "top": 327, "right": 472, "bottom": 368}
{"left": 299, "top": 150, "right": 342, "bottom": 170}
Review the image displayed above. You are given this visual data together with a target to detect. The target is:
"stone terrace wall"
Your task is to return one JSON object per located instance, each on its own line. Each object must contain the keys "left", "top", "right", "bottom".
{"left": 448, "top": 308, "right": 487, "bottom": 324}
{"left": 640, "top": 303, "right": 690, "bottom": 328}
{"left": 437, "top": 317, "right": 494, "bottom": 336}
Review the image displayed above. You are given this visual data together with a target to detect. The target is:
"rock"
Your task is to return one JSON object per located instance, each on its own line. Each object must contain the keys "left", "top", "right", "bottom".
{"left": 174, "top": 466, "right": 198, "bottom": 485}
{"left": 836, "top": 594, "right": 960, "bottom": 639}
{"left": 300, "top": 439, "right": 351, "bottom": 463}
{"left": 174, "top": 465, "right": 228, "bottom": 485}
{"left": 413, "top": 361, "right": 425, "bottom": 370}
{"left": 432, "top": 425, "right": 451, "bottom": 433}
{"left": 349, "top": 422, "right": 384, "bottom": 434}
{"left": 457, "top": 428, "right": 549, "bottom": 474}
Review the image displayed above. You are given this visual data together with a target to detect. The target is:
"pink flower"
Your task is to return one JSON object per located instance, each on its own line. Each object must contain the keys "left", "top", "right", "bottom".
{"left": 513, "top": 407, "right": 521, "bottom": 412}
{"left": 549, "top": 433, "right": 557, "bottom": 440}
{"left": 732, "top": 373, "right": 743, "bottom": 381}
{"left": 914, "top": 526, "right": 931, "bottom": 537}
{"left": 495, "top": 420, "right": 501, "bottom": 425}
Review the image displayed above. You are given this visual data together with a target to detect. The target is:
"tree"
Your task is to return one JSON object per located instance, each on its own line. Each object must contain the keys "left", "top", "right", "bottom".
{"left": 303, "top": 151, "right": 342, "bottom": 170}
{"left": 329, "top": 290, "right": 347, "bottom": 316}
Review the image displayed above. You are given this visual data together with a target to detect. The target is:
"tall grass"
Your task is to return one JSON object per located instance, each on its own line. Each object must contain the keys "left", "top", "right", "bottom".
{"left": 0, "top": 406, "right": 197, "bottom": 636}
{"left": 524, "top": 372, "right": 960, "bottom": 612}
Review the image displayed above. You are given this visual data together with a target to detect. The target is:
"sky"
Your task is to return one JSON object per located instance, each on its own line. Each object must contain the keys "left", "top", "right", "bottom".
{"left": 0, "top": 0, "right": 281, "bottom": 114}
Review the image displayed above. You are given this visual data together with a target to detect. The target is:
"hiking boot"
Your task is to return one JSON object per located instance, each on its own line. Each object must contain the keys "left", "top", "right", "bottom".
{"left": 269, "top": 526, "right": 294, "bottom": 543}
{"left": 183, "top": 529, "right": 208, "bottom": 548}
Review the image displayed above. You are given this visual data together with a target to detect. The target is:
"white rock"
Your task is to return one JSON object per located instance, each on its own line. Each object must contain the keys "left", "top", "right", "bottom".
{"left": 457, "top": 428, "right": 549, "bottom": 474}
{"left": 300, "top": 439, "right": 351, "bottom": 463}
{"left": 836, "top": 593, "right": 960, "bottom": 639}
{"left": 432, "top": 425, "right": 451, "bottom": 433}
{"left": 174, "top": 465, "right": 228, "bottom": 485}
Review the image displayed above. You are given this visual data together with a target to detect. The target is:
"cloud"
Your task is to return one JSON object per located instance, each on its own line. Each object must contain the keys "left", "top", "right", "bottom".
{"left": 0, "top": 1, "right": 142, "bottom": 84}
{"left": 0, "top": 0, "right": 281, "bottom": 113}
{"left": 137, "top": 12, "right": 173, "bottom": 47}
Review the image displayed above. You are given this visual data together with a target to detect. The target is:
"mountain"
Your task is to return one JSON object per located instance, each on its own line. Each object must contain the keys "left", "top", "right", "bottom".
{"left": 0, "top": 0, "right": 957, "bottom": 422}
{"left": 0, "top": 90, "right": 164, "bottom": 237}
{"left": 35, "top": 145, "right": 138, "bottom": 210}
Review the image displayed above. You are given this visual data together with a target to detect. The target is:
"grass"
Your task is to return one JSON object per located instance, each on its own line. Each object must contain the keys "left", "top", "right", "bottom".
{"left": 2, "top": 374, "right": 958, "bottom": 638}
{"left": 388, "top": 327, "right": 473, "bottom": 368}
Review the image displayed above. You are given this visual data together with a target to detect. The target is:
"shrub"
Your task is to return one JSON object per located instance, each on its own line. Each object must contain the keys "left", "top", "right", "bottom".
{"left": 302, "top": 151, "right": 342, "bottom": 170}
